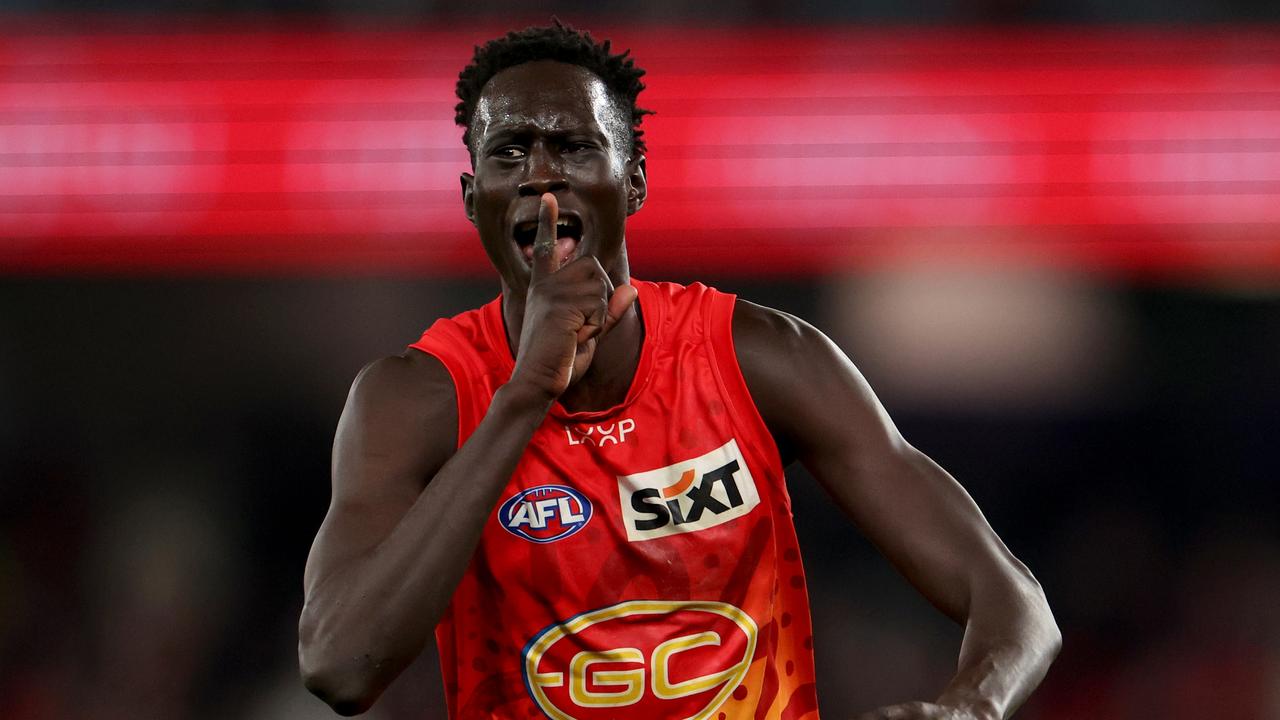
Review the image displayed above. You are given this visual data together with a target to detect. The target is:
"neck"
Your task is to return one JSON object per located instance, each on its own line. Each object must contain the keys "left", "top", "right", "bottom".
{"left": 501, "top": 279, "right": 644, "bottom": 414}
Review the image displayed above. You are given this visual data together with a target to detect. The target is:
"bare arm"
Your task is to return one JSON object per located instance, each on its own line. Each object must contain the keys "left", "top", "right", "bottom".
{"left": 733, "top": 300, "right": 1060, "bottom": 720}
{"left": 299, "top": 352, "right": 552, "bottom": 714}
{"left": 298, "top": 193, "right": 638, "bottom": 715}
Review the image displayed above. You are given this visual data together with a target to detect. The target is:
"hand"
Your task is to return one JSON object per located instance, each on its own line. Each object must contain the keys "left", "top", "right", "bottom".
{"left": 855, "top": 702, "right": 990, "bottom": 720}
{"left": 511, "top": 193, "right": 637, "bottom": 400}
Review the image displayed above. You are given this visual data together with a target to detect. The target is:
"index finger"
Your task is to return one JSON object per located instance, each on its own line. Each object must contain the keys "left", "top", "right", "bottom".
{"left": 531, "top": 192, "right": 559, "bottom": 279}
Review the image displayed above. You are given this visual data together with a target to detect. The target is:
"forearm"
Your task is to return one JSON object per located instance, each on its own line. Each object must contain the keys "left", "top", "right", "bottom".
{"left": 936, "top": 569, "right": 1061, "bottom": 719}
{"left": 299, "top": 381, "right": 551, "bottom": 710}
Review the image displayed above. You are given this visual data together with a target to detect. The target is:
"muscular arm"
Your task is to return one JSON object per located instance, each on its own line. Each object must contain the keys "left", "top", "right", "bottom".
{"left": 298, "top": 352, "right": 551, "bottom": 714}
{"left": 298, "top": 193, "right": 636, "bottom": 715}
{"left": 733, "top": 300, "right": 1060, "bottom": 720}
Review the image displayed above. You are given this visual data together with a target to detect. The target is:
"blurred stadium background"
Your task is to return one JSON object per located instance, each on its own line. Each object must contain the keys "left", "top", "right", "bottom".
{"left": 2, "top": 2, "right": 1279, "bottom": 718}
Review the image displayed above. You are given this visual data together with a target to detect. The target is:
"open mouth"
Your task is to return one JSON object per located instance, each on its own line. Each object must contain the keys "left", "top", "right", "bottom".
{"left": 513, "top": 215, "right": 583, "bottom": 256}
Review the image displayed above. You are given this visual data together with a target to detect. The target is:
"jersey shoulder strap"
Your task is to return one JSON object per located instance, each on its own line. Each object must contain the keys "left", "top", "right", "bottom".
{"left": 407, "top": 297, "right": 506, "bottom": 448}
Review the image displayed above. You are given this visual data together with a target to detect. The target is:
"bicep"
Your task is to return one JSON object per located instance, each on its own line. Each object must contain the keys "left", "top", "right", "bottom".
{"left": 736, "top": 302, "right": 1013, "bottom": 619}
{"left": 304, "top": 352, "right": 458, "bottom": 593}
{"left": 804, "top": 439, "right": 1010, "bottom": 619}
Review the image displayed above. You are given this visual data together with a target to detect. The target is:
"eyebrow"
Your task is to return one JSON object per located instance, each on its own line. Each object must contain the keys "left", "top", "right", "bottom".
{"left": 480, "top": 124, "right": 609, "bottom": 149}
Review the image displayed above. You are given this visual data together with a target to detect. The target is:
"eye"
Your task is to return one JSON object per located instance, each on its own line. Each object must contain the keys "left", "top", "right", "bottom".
{"left": 492, "top": 146, "right": 526, "bottom": 159}
{"left": 564, "top": 141, "right": 594, "bottom": 153}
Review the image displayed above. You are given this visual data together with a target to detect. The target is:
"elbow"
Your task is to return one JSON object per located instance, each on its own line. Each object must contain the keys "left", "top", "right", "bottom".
{"left": 299, "top": 650, "right": 381, "bottom": 716}
{"left": 1035, "top": 608, "right": 1064, "bottom": 679}
{"left": 301, "top": 667, "right": 377, "bottom": 716}
{"left": 1013, "top": 563, "right": 1063, "bottom": 662}
{"left": 976, "top": 551, "right": 1062, "bottom": 662}
{"left": 298, "top": 613, "right": 382, "bottom": 716}
{"left": 1043, "top": 603, "right": 1064, "bottom": 663}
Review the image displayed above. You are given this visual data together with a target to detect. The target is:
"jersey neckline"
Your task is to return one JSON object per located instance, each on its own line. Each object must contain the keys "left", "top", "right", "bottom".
{"left": 481, "top": 279, "right": 662, "bottom": 423}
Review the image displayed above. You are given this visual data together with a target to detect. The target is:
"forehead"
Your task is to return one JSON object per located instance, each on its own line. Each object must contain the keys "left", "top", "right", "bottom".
{"left": 472, "top": 60, "right": 624, "bottom": 144}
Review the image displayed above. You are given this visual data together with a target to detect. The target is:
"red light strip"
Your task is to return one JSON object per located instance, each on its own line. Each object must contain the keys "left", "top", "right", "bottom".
{"left": 1, "top": 22, "right": 1278, "bottom": 276}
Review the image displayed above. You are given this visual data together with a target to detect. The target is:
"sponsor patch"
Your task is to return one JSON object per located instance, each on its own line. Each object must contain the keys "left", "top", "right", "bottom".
{"left": 523, "top": 600, "right": 757, "bottom": 720}
{"left": 499, "top": 485, "right": 592, "bottom": 544}
{"left": 617, "top": 439, "right": 760, "bottom": 542}
{"left": 565, "top": 417, "right": 636, "bottom": 446}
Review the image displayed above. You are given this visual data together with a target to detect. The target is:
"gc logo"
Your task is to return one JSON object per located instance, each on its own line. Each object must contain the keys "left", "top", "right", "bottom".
{"left": 522, "top": 600, "right": 758, "bottom": 720}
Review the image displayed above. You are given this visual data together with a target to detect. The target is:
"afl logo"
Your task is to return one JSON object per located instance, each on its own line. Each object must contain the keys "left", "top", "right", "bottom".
{"left": 500, "top": 485, "right": 592, "bottom": 544}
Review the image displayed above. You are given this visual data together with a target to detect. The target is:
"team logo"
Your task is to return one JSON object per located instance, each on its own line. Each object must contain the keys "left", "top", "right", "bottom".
{"left": 523, "top": 600, "right": 758, "bottom": 720}
{"left": 499, "top": 485, "right": 592, "bottom": 544}
{"left": 617, "top": 439, "right": 760, "bottom": 542}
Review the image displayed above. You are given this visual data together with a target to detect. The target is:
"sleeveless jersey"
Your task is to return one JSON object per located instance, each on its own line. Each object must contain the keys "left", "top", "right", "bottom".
{"left": 408, "top": 280, "right": 819, "bottom": 720}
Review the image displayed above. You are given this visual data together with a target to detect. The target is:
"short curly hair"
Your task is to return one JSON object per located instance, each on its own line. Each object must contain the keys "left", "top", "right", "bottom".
{"left": 454, "top": 21, "right": 652, "bottom": 159}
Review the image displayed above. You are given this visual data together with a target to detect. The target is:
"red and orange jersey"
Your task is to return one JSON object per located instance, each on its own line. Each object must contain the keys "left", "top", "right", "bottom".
{"left": 410, "top": 281, "right": 819, "bottom": 720}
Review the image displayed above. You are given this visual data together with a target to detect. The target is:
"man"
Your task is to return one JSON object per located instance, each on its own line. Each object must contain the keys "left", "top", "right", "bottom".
{"left": 299, "top": 22, "right": 1059, "bottom": 720}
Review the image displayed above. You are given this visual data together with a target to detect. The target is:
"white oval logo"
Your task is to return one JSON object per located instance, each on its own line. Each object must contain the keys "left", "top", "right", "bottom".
{"left": 499, "top": 485, "right": 592, "bottom": 543}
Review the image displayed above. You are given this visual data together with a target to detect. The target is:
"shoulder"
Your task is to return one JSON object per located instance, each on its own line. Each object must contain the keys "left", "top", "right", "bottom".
{"left": 730, "top": 299, "right": 847, "bottom": 462}
{"left": 352, "top": 350, "right": 454, "bottom": 406}
{"left": 731, "top": 298, "right": 822, "bottom": 354}
{"left": 732, "top": 298, "right": 847, "bottom": 386}
{"left": 341, "top": 350, "right": 458, "bottom": 453}
{"left": 730, "top": 297, "right": 905, "bottom": 466}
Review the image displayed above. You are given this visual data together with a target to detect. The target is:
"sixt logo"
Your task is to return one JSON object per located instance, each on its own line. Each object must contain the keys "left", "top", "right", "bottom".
{"left": 499, "top": 485, "right": 592, "bottom": 544}
{"left": 617, "top": 439, "right": 760, "bottom": 542}
{"left": 523, "top": 600, "right": 757, "bottom": 720}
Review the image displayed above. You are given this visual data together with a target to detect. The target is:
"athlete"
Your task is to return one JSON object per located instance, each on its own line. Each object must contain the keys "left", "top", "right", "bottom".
{"left": 299, "top": 23, "right": 1059, "bottom": 720}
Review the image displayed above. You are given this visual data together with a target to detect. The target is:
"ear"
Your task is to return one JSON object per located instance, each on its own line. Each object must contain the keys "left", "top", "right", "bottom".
{"left": 460, "top": 172, "right": 476, "bottom": 226}
{"left": 626, "top": 155, "right": 647, "bottom": 216}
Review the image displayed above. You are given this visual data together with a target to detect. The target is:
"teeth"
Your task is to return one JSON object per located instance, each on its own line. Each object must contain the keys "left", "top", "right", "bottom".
{"left": 515, "top": 218, "right": 575, "bottom": 227}
{"left": 514, "top": 217, "right": 577, "bottom": 237}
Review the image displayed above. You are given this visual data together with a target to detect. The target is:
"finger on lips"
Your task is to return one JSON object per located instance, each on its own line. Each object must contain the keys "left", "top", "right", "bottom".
{"left": 532, "top": 192, "right": 559, "bottom": 277}
{"left": 528, "top": 192, "right": 635, "bottom": 343}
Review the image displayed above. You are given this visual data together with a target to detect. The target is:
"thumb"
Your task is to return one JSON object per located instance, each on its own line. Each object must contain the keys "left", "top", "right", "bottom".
{"left": 600, "top": 283, "right": 638, "bottom": 338}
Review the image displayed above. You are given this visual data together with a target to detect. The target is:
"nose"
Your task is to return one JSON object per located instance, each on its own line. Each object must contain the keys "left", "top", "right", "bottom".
{"left": 517, "top": 144, "right": 568, "bottom": 197}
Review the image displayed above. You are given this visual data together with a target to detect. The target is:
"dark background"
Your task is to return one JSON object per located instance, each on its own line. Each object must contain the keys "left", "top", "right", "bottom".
{"left": 2, "top": 3, "right": 1279, "bottom": 719}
